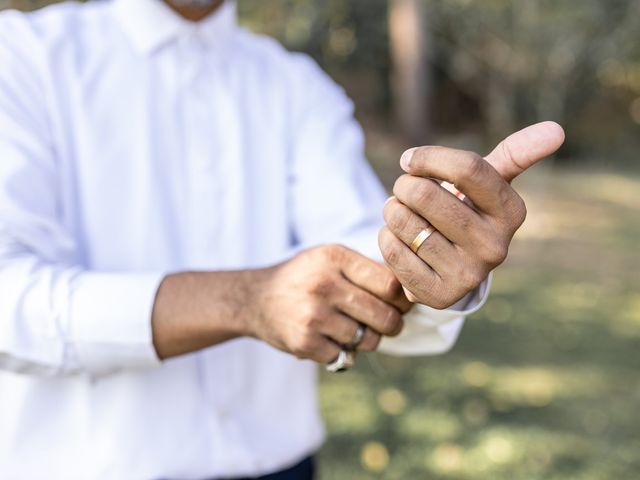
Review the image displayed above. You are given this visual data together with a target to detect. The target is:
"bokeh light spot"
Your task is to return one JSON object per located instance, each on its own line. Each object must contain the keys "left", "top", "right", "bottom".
{"left": 482, "top": 434, "right": 515, "bottom": 464}
{"left": 360, "top": 441, "right": 389, "bottom": 472}
{"left": 431, "top": 442, "right": 464, "bottom": 474}
{"left": 328, "top": 27, "right": 356, "bottom": 57}
{"left": 377, "top": 388, "right": 407, "bottom": 416}
{"left": 462, "top": 361, "right": 492, "bottom": 388}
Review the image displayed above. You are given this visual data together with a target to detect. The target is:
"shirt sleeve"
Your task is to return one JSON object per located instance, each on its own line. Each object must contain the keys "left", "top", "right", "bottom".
{"left": 287, "top": 54, "right": 489, "bottom": 356}
{"left": 0, "top": 12, "right": 163, "bottom": 377}
{"left": 378, "top": 273, "right": 491, "bottom": 356}
{"left": 287, "top": 54, "right": 388, "bottom": 259}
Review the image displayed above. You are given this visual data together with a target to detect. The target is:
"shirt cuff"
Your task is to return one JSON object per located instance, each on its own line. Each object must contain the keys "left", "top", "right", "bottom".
{"left": 378, "top": 273, "right": 492, "bottom": 356}
{"left": 68, "top": 272, "right": 165, "bottom": 374}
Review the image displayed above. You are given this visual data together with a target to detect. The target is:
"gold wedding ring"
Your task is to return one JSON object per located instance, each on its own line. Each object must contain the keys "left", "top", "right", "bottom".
{"left": 410, "top": 227, "right": 435, "bottom": 253}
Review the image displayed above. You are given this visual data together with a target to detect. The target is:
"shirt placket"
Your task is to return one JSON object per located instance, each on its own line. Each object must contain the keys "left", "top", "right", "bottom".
{"left": 180, "top": 33, "right": 221, "bottom": 267}
{"left": 178, "top": 33, "right": 250, "bottom": 470}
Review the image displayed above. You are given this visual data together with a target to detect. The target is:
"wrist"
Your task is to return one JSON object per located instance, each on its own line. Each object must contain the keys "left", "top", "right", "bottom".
{"left": 236, "top": 265, "right": 277, "bottom": 340}
{"left": 152, "top": 268, "right": 271, "bottom": 359}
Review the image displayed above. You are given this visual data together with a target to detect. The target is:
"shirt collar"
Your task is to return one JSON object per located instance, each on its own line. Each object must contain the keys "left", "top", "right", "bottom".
{"left": 112, "top": 0, "right": 237, "bottom": 56}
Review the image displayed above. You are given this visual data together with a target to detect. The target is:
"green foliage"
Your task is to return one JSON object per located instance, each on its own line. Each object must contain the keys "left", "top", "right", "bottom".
{"left": 239, "top": 0, "right": 640, "bottom": 162}
{"left": 238, "top": 0, "right": 388, "bottom": 70}
{"left": 423, "top": 0, "right": 640, "bottom": 161}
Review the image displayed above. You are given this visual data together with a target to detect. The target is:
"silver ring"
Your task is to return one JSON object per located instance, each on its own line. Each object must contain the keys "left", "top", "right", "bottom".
{"left": 325, "top": 349, "right": 355, "bottom": 373}
{"left": 348, "top": 323, "right": 366, "bottom": 350}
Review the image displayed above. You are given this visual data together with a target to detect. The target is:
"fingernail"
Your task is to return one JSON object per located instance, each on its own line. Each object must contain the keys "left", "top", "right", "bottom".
{"left": 400, "top": 148, "right": 416, "bottom": 171}
{"left": 384, "top": 195, "right": 395, "bottom": 206}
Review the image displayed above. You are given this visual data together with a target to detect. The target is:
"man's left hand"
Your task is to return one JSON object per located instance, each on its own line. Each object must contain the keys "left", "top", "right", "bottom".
{"left": 378, "top": 121, "right": 565, "bottom": 309}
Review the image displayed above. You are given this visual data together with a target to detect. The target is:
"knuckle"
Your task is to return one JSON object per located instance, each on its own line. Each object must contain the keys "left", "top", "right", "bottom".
{"left": 307, "top": 275, "right": 334, "bottom": 297}
{"left": 303, "top": 314, "right": 321, "bottom": 331}
{"left": 382, "top": 273, "right": 403, "bottom": 301}
{"left": 360, "top": 331, "right": 382, "bottom": 352}
{"left": 382, "top": 196, "right": 397, "bottom": 220}
{"left": 431, "top": 287, "right": 458, "bottom": 310}
{"left": 412, "top": 180, "right": 438, "bottom": 208}
{"left": 463, "top": 152, "right": 486, "bottom": 181}
{"left": 318, "top": 244, "right": 345, "bottom": 263}
{"left": 479, "top": 238, "right": 508, "bottom": 267}
{"left": 491, "top": 243, "right": 509, "bottom": 266}
{"left": 397, "top": 295, "right": 413, "bottom": 314}
{"left": 301, "top": 302, "right": 325, "bottom": 329}
{"left": 292, "top": 249, "right": 311, "bottom": 268}
{"left": 459, "top": 267, "right": 484, "bottom": 293}
{"left": 378, "top": 229, "right": 401, "bottom": 266}
{"left": 385, "top": 203, "right": 412, "bottom": 234}
{"left": 392, "top": 175, "right": 412, "bottom": 203}
{"left": 381, "top": 309, "right": 402, "bottom": 336}
{"left": 405, "top": 270, "right": 427, "bottom": 294}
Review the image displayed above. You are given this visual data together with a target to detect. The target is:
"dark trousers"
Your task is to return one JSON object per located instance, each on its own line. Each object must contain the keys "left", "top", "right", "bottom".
{"left": 218, "top": 456, "right": 314, "bottom": 480}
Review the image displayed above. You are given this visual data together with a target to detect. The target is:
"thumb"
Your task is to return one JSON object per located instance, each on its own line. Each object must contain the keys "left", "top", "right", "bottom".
{"left": 484, "top": 121, "right": 565, "bottom": 183}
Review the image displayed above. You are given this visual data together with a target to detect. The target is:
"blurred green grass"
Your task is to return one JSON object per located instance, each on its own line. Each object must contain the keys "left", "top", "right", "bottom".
{"left": 317, "top": 167, "right": 640, "bottom": 479}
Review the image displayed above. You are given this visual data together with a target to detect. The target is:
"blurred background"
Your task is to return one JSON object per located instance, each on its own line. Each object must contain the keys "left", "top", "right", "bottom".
{"left": 3, "top": 0, "right": 639, "bottom": 478}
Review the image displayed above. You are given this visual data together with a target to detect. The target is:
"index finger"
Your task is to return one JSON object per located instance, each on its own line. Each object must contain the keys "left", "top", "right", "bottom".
{"left": 400, "top": 146, "right": 512, "bottom": 217}
{"left": 339, "top": 248, "right": 412, "bottom": 313}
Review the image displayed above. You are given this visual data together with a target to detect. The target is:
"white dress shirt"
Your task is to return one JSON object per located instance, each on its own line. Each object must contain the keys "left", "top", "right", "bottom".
{"left": 0, "top": 1, "right": 488, "bottom": 478}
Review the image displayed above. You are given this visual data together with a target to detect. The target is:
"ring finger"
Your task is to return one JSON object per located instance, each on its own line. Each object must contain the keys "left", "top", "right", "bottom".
{"left": 383, "top": 197, "right": 462, "bottom": 278}
{"left": 393, "top": 174, "right": 488, "bottom": 248}
{"left": 319, "top": 312, "right": 382, "bottom": 352}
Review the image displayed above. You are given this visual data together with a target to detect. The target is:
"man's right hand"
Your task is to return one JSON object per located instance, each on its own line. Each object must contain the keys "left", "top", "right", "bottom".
{"left": 152, "top": 244, "right": 411, "bottom": 363}
{"left": 246, "top": 244, "right": 412, "bottom": 364}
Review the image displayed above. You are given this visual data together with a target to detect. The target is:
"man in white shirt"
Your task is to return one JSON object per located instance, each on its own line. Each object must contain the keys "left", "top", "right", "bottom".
{"left": 0, "top": 0, "right": 564, "bottom": 478}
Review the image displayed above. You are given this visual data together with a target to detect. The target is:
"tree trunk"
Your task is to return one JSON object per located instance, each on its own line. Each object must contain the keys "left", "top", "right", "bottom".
{"left": 389, "top": 0, "right": 430, "bottom": 145}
